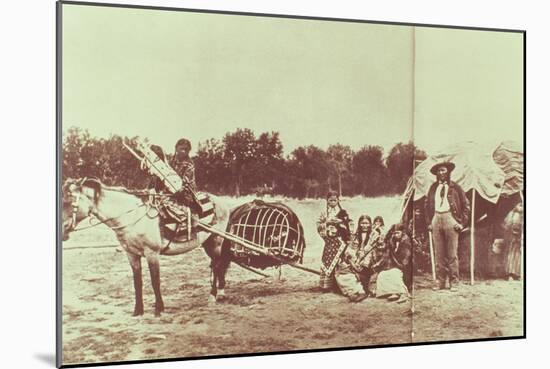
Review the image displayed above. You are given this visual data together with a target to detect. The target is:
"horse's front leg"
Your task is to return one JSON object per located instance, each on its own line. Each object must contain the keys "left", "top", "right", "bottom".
{"left": 145, "top": 251, "right": 164, "bottom": 317}
{"left": 126, "top": 252, "right": 144, "bottom": 316}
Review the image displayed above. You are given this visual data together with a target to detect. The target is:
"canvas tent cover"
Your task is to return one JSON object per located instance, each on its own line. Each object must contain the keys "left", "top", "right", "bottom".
{"left": 405, "top": 141, "right": 523, "bottom": 204}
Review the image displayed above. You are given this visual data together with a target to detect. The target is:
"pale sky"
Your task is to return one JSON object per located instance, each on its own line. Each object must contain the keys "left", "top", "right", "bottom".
{"left": 62, "top": 4, "right": 523, "bottom": 156}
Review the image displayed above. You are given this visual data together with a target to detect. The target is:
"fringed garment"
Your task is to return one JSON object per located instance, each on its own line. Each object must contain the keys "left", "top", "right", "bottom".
{"left": 319, "top": 236, "right": 346, "bottom": 290}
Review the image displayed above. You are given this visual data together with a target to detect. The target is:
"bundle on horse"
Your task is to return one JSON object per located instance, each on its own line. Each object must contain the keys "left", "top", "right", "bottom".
{"left": 206, "top": 199, "right": 308, "bottom": 299}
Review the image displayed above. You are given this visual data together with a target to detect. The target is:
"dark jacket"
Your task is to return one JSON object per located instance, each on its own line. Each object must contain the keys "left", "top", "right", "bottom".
{"left": 425, "top": 180, "right": 470, "bottom": 227}
{"left": 387, "top": 234, "right": 412, "bottom": 270}
{"left": 170, "top": 157, "right": 197, "bottom": 191}
{"left": 335, "top": 209, "right": 352, "bottom": 242}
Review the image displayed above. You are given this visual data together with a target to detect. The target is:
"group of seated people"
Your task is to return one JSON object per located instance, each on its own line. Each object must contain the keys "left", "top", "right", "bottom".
{"left": 317, "top": 191, "right": 412, "bottom": 303}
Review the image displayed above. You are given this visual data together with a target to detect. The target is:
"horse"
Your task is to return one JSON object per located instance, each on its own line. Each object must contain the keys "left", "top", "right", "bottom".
{"left": 61, "top": 177, "right": 233, "bottom": 317}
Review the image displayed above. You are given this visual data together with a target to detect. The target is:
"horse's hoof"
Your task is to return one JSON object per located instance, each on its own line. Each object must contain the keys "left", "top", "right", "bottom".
{"left": 215, "top": 289, "right": 226, "bottom": 302}
{"left": 132, "top": 310, "right": 144, "bottom": 317}
{"left": 208, "top": 294, "right": 217, "bottom": 303}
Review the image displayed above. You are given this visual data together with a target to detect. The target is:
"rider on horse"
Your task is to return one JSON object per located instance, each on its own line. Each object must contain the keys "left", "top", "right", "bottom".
{"left": 147, "top": 139, "right": 202, "bottom": 214}
{"left": 170, "top": 138, "right": 201, "bottom": 213}
{"left": 143, "top": 139, "right": 207, "bottom": 243}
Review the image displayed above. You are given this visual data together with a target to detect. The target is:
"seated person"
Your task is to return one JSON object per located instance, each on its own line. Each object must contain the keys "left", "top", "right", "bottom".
{"left": 334, "top": 249, "right": 368, "bottom": 303}
{"left": 352, "top": 216, "right": 386, "bottom": 293}
{"left": 351, "top": 215, "right": 373, "bottom": 252}
{"left": 354, "top": 232, "right": 387, "bottom": 296}
{"left": 318, "top": 218, "right": 367, "bottom": 302}
{"left": 386, "top": 223, "right": 413, "bottom": 292}
{"left": 375, "top": 223, "right": 411, "bottom": 303}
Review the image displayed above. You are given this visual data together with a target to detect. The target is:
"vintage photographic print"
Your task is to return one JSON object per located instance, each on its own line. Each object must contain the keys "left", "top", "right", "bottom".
{"left": 57, "top": 1, "right": 524, "bottom": 367}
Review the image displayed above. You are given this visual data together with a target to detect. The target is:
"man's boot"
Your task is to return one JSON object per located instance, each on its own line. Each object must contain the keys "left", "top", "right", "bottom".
{"left": 432, "top": 279, "right": 447, "bottom": 291}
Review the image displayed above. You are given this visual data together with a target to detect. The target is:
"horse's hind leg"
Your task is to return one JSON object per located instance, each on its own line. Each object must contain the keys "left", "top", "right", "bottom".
{"left": 203, "top": 235, "right": 221, "bottom": 302}
{"left": 145, "top": 251, "right": 164, "bottom": 317}
{"left": 126, "top": 252, "right": 144, "bottom": 316}
{"left": 208, "top": 259, "right": 218, "bottom": 303}
{"left": 215, "top": 240, "right": 232, "bottom": 301}
{"left": 215, "top": 259, "right": 230, "bottom": 301}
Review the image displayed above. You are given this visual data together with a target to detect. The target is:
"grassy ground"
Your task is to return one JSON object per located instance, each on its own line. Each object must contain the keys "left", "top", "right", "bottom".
{"left": 61, "top": 196, "right": 523, "bottom": 365}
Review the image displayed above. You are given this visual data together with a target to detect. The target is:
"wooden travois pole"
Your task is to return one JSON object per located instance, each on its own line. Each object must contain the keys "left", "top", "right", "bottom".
{"left": 197, "top": 221, "right": 321, "bottom": 276}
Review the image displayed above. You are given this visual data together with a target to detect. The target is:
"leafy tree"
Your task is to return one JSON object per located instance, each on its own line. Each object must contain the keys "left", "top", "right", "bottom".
{"left": 222, "top": 128, "right": 257, "bottom": 196}
{"left": 352, "top": 145, "right": 387, "bottom": 196}
{"left": 253, "top": 131, "right": 284, "bottom": 190}
{"left": 194, "top": 138, "right": 228, "bottom": 193}
{"left": 327, "top": 144, "right": 353, "bottom": 197}
{"left": 102, "top": 135, "right": 148, "bottom": 188}
{"left": 386, "top": 142, "right": 427, "bottom": 193}
{"left": 61, "top": 125, "right": 429, "bottom": 199}
{"left": 62, "top": 126, "right": 90, "bottom": 180}
{"left": 287, "top": 145, "right": 331, "bottom": 198}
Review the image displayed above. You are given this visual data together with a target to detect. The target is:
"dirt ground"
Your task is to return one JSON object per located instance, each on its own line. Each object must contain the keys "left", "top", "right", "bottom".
{"left": 61, "top": 196, "right": 523, "bottom": 366}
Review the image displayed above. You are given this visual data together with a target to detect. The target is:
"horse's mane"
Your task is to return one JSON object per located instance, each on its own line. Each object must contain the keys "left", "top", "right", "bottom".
{"left": 100, "top": 184, "right": 153, "bottom": 199}
{"left": 72, "top": 177, "right": 152, "bottom": 201}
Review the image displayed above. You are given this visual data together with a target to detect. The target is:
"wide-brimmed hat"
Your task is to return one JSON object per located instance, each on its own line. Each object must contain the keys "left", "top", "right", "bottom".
{"left": 430, "top": 161, "right": 455, "bottom": 175}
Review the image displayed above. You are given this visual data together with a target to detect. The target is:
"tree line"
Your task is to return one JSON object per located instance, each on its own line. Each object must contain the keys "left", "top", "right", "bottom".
{"left": 62, "top": 126, "right": 426, "bottom": 198}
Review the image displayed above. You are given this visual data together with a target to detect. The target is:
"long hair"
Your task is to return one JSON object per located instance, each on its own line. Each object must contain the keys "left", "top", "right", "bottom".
{"left": 325, "top": 190, "right": 342, "bottom": 214}
{"left": 355, "top": 214, "right": 372, "bottom": 246}
{"left": 326, "top": 190, "right": 353, "bottom": 241}
{"left": 373, "top": 215, "right": 385, "bottom": 227}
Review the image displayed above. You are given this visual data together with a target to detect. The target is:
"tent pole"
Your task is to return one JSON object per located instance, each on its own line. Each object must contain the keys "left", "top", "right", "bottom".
{"left": 470, "top": 190, "right": 476, "bottom": 285}
{"left": 399, "top": 191, "right": 413, "bottom": 222}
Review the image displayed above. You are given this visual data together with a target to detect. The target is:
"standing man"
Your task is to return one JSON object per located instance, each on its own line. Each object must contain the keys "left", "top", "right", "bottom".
{"left": 425, "top": 162, "right": 470, "bottom": 292}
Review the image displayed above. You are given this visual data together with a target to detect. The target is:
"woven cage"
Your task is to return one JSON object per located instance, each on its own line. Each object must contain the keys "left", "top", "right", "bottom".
{"left": 226, "top": 200, "right": 306, "bottom": 269}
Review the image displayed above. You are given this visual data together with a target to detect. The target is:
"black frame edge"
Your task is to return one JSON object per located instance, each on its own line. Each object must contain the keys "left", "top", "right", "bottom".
{"left": 58, "top": 0, "right": 526, "bottom": 33}
{"left": 522, "top": 30, "right": 526, "bottom": 339}
{"left": 56, "top": 1, "right": 63, "bottom": 367}
{"left": 59, "top": 335, "right": 526, "bottom": 368}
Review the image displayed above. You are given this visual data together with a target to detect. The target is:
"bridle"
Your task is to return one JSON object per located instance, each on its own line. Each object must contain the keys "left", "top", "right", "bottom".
{"left": 64, "top": 186, "right": 93, "bottom": 234}
{"left": 69, "top": 192, "right": 85, "bottom": 231}
{"left": 64, "top": 180, "right": 152, "bottom": 234}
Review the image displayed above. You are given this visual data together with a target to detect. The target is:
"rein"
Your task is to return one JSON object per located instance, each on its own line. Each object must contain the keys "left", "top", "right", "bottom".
{"left": 72, "top": 203, "right": 150, "bottom": 232}
{"left": 68, "top": 184, "right": 160, "bottom": 233}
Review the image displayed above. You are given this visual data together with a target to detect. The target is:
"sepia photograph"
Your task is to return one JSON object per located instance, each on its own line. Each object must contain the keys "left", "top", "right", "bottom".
{"left": 57, "top": 1, "right": 524, "bottom": 367}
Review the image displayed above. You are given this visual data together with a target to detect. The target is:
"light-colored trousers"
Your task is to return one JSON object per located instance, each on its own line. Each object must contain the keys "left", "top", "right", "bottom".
{"left": 432, "top": 212, "right": 460, "bottom": 284}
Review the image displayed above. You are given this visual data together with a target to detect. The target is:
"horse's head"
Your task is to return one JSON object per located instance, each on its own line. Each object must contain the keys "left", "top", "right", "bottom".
{"left": 61, "top": 177, "right": 102, "bottom": 241}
